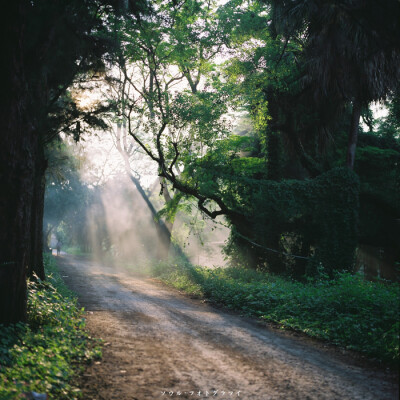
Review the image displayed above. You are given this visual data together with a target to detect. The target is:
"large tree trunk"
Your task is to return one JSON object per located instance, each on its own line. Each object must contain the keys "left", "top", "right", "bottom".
{"left": 0, "top": 129, "right": 36, "bottom": 324}
{"left": 0, "top": 119, "right": 38, "bottom": 325}
{"left": 346, "top": 99, "right": 362, "bottom": 170}
{"left": 0, "top": 0, "right": 38, "bottom": 324}
{"left": 28, "top": 145, "right": 47, "bottom": 280}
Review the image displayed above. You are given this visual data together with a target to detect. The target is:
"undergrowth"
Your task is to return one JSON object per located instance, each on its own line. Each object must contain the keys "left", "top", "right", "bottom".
{"left": 150, "top": 260, "right": 400, "bottom": 365}
{"left": 0, "top": 254, "right": 101, "bottom": 399}
{"left": 63, "top": 247, "right": 89, "bottom": 256}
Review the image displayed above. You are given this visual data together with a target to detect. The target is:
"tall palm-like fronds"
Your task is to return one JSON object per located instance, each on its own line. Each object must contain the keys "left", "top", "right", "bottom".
{"left": 269, "top": 0, "right": 400, "bottom": 168}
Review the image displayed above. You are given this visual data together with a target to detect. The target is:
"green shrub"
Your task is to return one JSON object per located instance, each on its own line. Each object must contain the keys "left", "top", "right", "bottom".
{"left": 151, "top": 260, "right": 399, "bottom": 364}
{"left": 0, "top": 254, "right": 101, "bottom": 399}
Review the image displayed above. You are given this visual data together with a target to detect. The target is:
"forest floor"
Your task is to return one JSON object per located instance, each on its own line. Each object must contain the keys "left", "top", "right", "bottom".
{"left": 57, "top": 255, "right": 398, "bottom": 400}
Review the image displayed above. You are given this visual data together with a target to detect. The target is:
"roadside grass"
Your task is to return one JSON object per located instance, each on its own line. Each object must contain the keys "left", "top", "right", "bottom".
{"left": 150, "top": 259, "right": 400, "bottom": 365}
{"left": 63, "top": 246, "right": 90, "bottom": 256}
{"left": 0, "top": 254, "right": 101, "bottom": 399}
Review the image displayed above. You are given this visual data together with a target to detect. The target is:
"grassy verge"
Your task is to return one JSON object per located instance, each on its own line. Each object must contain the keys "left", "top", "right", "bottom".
{"left": 63, "top": 247, "right": 90, "bottom": 256}
{"left": 150, "top": 260, "right": 399, "bottom": 364}
{"left": 0, "top": 254, "right": 101, "bottom": 399}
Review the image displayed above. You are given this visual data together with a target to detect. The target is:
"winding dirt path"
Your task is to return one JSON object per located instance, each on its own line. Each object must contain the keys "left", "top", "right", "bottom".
{"left": 57, "top": 255, "right": 398, "bottom": 400}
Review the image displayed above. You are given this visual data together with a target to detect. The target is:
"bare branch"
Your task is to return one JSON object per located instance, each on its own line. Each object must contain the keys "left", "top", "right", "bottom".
{"left": 127, "top": 103, "right": 160, "bottom": 163}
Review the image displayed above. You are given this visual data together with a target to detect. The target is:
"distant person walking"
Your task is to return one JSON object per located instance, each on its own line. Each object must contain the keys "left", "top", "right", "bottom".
{"left": 56, "top": 241, "right": 62, "bottom": 256}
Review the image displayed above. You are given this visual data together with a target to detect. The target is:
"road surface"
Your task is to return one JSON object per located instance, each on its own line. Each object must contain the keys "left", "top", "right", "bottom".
{"left": 57, "top": 255, "right": 398, "bottom": 400}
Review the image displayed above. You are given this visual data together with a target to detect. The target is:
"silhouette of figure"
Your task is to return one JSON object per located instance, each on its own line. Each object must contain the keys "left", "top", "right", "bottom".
{"left": 56, "top": 241, "right": 61, "bottom": 256}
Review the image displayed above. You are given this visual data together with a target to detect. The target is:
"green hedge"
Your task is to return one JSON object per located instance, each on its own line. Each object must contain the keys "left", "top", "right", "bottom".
{"left": 225, "top": 167, "right": 360, "bottom": 276}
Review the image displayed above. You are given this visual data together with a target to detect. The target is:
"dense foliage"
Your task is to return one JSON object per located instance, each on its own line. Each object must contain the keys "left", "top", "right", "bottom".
{"left": 356, "top": 134, "right": 400, "bottom": 250}
{"left": 0, "top": 255, "right": 101, "bottom": 399}
{"left": 193, "top": 152, "right": 360, "bottom": 276}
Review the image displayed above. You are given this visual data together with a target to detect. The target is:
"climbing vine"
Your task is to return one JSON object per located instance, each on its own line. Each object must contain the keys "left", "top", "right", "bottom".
{"left": 224, "top": 168, "right": 360, "bottom": 277}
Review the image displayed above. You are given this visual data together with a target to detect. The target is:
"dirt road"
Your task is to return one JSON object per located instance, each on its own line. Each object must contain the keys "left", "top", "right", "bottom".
{"left": 57, "top": 255, "right": 398, "bottom": 400}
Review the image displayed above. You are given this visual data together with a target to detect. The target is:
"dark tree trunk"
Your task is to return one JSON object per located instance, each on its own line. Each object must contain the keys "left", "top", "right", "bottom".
{"left": 293, "top": 238, "right": 311, "bottom": 279}
{"left": 346, "top": 99, "right": 362, "bottom": 170}
{"left": 28, "top": 145, "right": 47, "bottom": 280}
{"left": 43, "top": 225, "right": 54, "bottom": 253}
{"left": 0, "top": 105, "right": 38, "bottom": 324}
{"left": 0, "top": 0, "right": 38, "bottom": 324}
